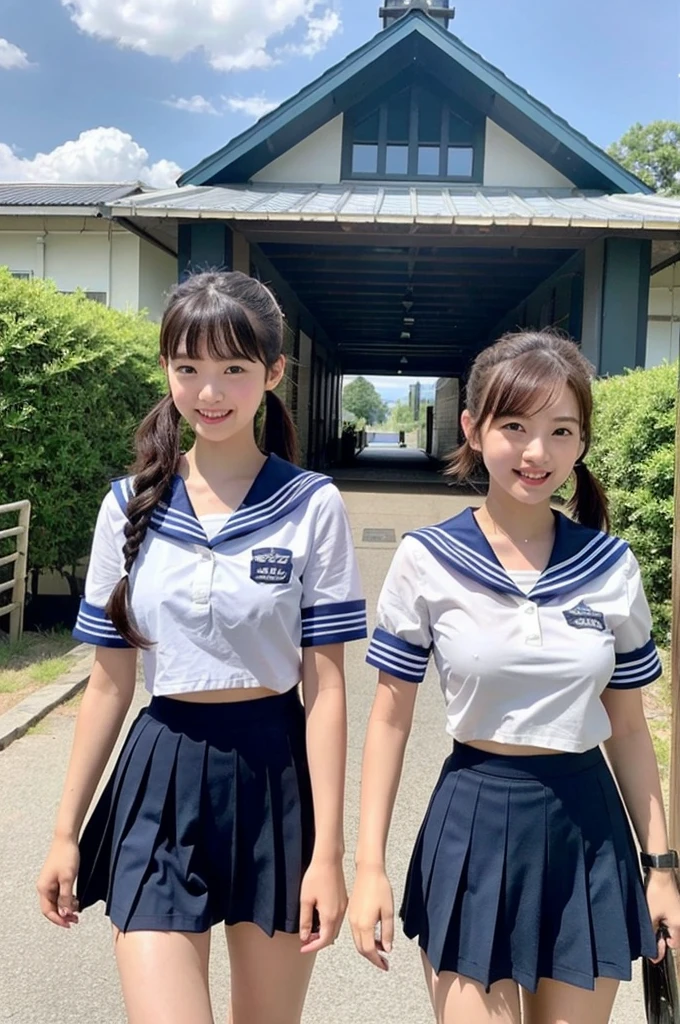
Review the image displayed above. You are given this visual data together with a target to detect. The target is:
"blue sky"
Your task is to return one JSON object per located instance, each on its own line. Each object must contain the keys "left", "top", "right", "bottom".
{"left": 0, "top": 0, "right": 678, "bottom": 184}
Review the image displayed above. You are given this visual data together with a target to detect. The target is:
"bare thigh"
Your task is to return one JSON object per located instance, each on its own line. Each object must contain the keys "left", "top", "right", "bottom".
{"left": 113, "top": 927, "right": 213, "bottom": 1024}
{"left": 421, "top": 952, "right": 521, "bottom": 1024}
{"left": 226, "top": 923, "right": 316, "bottom": 1024}
{"left": 522, "top": 977, "right": 619, "bottom": 1024}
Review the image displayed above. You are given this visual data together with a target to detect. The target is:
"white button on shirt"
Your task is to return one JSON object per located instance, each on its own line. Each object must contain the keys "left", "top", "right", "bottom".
{"left": 74, "top": 455, "right": 367, "bottom": 696}
{"left": 366, "top": 507, "right": 662, "bottom": 753}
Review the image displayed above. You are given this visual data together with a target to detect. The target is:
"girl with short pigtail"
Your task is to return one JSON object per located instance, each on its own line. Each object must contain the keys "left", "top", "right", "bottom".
{"left": 350, "top": 328, "right": 680, "bottom": 1024}
{"left": 38, "top": 270, "right": 366, "bottom": 1024}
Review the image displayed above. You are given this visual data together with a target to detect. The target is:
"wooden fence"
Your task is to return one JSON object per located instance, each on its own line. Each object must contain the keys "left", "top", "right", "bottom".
{"left": 0, "top": 500, "right": 31, "bottom": 643}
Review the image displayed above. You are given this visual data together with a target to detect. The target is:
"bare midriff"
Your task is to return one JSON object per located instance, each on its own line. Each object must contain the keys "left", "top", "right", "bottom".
{"left": 466, "top": 738, "right": 563, "bottom": 756}
{"left": 168, "top": 685, "right": 282, "bottom": 704}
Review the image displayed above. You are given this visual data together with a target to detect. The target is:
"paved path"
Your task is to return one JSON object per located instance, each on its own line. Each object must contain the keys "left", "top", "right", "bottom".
{"left": 0, "top": 481, "right": 645, "bottom": 1022}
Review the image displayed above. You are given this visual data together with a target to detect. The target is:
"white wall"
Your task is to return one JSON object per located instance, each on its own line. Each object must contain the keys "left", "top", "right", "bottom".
{"left": 0, "top": 216, "right": 176, "bottom": 320}
{"left": 432, "top": 378, "right": 460, "bottom": 460}
{"left": 253, "top": 115, "right": 344, "bottom": 184}
{"left": 483, "top": 120, "right": 575, "bottom": 188}
{"left": 110, "top": 231, "right": 140, "bottom": 311}
{"left": 138, "top": 237, "right": 175, "bottom": 321}
{"left": 647, "top": 261, "right": 680, "bottom": 368}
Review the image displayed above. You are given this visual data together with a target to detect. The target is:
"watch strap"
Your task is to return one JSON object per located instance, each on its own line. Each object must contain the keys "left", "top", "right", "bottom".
{"left": 640, "top": 850, "right": 679, "bottom": 870}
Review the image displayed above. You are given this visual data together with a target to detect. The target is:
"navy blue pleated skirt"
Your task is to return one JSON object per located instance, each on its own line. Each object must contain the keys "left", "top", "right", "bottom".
{"left": 77, "top": 688, "right": 314, "bottom": 935}
{"left": 401, "top": 743, "right": 656, "bottom": 993}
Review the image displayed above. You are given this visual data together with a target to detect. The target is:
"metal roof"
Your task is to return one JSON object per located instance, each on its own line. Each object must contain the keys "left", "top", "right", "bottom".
{"left": 0, "top": 182, "right": 145, "bottom": 207}
{"left": 107, "top": 185, "right": 680, "bottom": 230}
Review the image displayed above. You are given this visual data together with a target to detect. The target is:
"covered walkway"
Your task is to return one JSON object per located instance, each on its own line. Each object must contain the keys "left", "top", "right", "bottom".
{"left": 332, "top": 445, "right": 449, "bottom": 486}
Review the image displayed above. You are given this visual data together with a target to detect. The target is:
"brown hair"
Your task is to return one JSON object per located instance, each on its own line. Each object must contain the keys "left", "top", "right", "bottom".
{"left": 446, "top": 329, "right": 609, "bottom": 533}
{"left": 106, "top": 270, "right": 298, "bottom": 648}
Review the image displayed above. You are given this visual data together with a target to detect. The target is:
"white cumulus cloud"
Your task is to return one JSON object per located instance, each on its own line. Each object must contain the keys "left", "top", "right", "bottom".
{"left": 225, "top": 95, "right": 280, "bottom": 119}
{"left": 280, "top": 10, "right": 341, "bottom": 58}
{"left": 0, "top": 127, "right": 181, "bottom": 187}
{"left": 164, "top": 94, "right": 219, "bottom": 115}
{"left": 0, "top": 38, "right": 32, "bottom": 70}
{"left": 61, "top": 0, "right": 341, "bottom": 71}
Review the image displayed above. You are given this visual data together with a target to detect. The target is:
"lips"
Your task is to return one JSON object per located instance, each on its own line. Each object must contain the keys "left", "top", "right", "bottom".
{"left": 196, "top": 409, "right": 232, "bottom": 425}
{"left": 514, "top": 469, "right": 551, "bottom": 486}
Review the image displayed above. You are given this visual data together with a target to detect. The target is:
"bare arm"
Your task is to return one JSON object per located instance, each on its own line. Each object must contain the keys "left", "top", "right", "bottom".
{"left": 602, "top": 686, "right": 680, "bottom": 952}
{"left": 299, "top": 643, "right": 348, "bottom": 951}
{"left": 37, "top": 646, "right": 137, "bottom": 926}
{"left": 602, "top": 686, "right": 669, "bottom": 858}
{"left": 349, "top": 673, "right": 418, "bottom": 969}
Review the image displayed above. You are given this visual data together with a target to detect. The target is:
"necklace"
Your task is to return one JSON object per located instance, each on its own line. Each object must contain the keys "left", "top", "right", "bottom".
{"left": 478, "top": 510, "right": 554, "bottom": 547}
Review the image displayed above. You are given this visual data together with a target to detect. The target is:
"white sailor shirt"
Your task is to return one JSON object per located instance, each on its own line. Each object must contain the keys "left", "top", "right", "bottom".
{"left": 73, "top": 454, "right": 367, "bottom": 696}
{"left": 366, "top": 507, "right": 662, "bottom": 754}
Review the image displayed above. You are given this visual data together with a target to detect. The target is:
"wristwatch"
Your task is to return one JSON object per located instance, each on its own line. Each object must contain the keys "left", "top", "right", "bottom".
{"left": 640, "top": 850, "right": 679, "bottom": 870}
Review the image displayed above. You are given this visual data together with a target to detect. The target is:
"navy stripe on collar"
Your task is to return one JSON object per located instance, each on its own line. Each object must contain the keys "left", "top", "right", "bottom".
{"left": 111, "top": 454, "right": 333, "bottom": 548}
{"left": 407, "top": 507, "right": 628, "bottom": 603}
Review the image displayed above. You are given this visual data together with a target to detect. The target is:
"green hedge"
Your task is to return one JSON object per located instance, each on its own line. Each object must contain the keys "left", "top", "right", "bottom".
{"left": 588, "top": 362, "right": 677, "bottom": 642}
{"left": 0, "top": 269, "right": 164, "bottom": 593}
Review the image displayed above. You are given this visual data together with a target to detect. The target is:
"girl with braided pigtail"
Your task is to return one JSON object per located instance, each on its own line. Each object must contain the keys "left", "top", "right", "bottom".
{"left": 37, "top": 271, "right": 367, "bottom": 1024}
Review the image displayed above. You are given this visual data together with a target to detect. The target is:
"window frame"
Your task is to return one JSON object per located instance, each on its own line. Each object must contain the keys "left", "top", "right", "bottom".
{"left": 342, "top": 84, "right": 485, "bottom": 184}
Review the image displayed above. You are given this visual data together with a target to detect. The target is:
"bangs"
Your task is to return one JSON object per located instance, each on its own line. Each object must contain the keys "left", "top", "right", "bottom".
{"left": 161, "top": 291, "right": 268, "bottom": 364}
{"left": 481, "top": 352, "right": 575, "bottom": 423}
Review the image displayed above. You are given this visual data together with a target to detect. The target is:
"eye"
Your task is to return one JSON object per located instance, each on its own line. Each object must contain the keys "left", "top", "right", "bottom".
{"left": 501, "top": 422, "right": 524, "bottom": 432}
{"left": 554, "top": 427, "right": 574, "bottom": 436}
{"left": 225, "top": 365, "right": 245, "bottom": 374}
{"left": 175, "top": 364, "right": 196, "bottom": 374}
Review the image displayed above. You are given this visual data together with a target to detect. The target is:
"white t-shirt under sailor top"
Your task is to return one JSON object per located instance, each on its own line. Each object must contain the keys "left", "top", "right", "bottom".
{"left": 73, "top": 454, "right": 367, "bottom": 696}
{"left": 366, "top": 506, "right": 662, "bottom": 753}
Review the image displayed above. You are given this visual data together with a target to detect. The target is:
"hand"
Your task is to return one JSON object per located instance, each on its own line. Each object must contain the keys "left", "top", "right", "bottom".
{"left": 645, "top": 870, "right": 680, "bottom": 962}
{"left": 299, "top": 856, "right": 347, "bottom": 954}
{"left": 37, "top": 837, "right": 80, "bottom": 929}
{"left": 348, "top": 864, "right": 394, "bottom": 971}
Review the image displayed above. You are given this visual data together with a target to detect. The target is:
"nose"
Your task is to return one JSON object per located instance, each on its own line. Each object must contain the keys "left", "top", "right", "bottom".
{"left": 198, "top": 380, "right": 225, "bottom": 403}
{"left": 522, "top": 436, "right": 549, "bottom": 463}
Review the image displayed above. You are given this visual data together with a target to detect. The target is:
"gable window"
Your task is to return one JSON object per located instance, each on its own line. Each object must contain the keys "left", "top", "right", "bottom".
{"left": 344, "top": 86, "right": 483, "bottom": 182}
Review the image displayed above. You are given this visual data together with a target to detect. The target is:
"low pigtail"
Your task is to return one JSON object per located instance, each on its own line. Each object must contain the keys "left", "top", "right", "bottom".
{"left": 444, "top": 438, "right": 480, "bottom": 481}
{"left": 106, "top": 396, "right": 182, "bottom": 647}
{"left": 261, "top": 390, "right": 299, "bottom": 464}
{"left": 567, "top": 462, "right": 610, "bottom": 533}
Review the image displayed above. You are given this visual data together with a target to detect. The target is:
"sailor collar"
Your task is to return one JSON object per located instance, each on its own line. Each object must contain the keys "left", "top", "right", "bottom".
{"left": 111, "top": 454, "right": 333, "bottom": 549}
{"left": 407, "top": 506, "right": 628, "bottom": 604}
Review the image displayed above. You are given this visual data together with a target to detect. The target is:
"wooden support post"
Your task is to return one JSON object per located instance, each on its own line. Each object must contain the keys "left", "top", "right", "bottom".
{"left": 670, "top": 364, "right": 680, "bottom": 982}
{"left": 0, "top": 500, "right": 31, "bottom": 643}
{"left": 671, "top": 366, "right": 680, "bottom": 848}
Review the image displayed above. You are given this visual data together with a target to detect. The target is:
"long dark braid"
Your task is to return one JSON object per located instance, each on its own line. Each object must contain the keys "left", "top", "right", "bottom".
{"left": 104, "top": 270, "right": 300, "bottom": 648}
{"left": 106, "top": 396, "right": 181, "bottom": 648}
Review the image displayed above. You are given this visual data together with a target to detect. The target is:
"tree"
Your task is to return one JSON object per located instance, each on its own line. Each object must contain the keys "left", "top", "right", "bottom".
{"left": 386, "top": 399, "right": 416, "bottom": 433}
{"left": 607, "top": 121, "right": 680, "bottom": 196}
{"left": 342, "top": 376, "right": 387, "bottom": 425}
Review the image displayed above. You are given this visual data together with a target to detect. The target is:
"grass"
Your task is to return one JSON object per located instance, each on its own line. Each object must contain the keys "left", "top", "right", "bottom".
{"left": 0, "top": 629, "right": 82, "bottom": 709}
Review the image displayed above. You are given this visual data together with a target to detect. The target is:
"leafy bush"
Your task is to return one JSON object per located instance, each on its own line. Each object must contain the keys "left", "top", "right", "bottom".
{"left": 588, "top": 362, "right": 677, "bottom": 641}
{"left": 0, "top": 269, "right": 164, "bottom": 593}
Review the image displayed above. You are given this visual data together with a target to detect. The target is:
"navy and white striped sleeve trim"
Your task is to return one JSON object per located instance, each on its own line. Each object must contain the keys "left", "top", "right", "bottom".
{"left": 72, "top": 599, "right": 132, "bottom": 649}
{"left": 300, "top": 599, "right": 367, "bottom": 647}
{"left": 365, "top": 626, "right": 431, "bottom": 683}
{"left": 608, "top": 638, "right": 663, "bottom": 689}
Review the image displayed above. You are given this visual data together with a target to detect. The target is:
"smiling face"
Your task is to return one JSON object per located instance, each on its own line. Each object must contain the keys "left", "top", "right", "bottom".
{"left": 463, "top": 381, "right": 585, "bottom": 506}
{"left": 163, "top": 346, "right": 284, "bottom": 444}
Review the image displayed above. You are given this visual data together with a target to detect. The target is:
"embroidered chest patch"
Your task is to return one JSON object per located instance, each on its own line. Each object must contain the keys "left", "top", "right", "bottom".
{"left": 563, "top": 602, "right": 606, "bottom": 632}
{"left": 250, "top": 547, "right": 294, "bottom": 585}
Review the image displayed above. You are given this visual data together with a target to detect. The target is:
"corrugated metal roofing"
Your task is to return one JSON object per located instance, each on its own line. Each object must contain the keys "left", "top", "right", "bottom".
{"left": 0, "top": 182, "right": 145, "bottom": 206}
{"left": 106, "top": 185, "right": 680, "bottom": 230}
